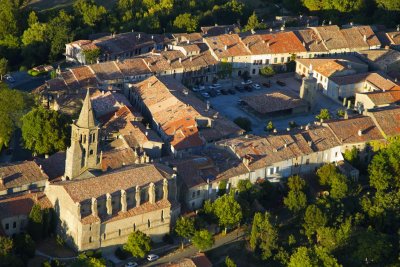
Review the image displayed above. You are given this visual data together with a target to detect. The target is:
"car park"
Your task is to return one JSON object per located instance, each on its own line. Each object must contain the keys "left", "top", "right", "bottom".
{"left": 125, "top": 262, "right": 138, "bottom": 267}
{"left": 147, "top": 254, "right": 159, "bottom": 261}
{"left": 252, "top": 83, "right": 261, "bottom": 90}
{"left": 241, "top": 80, "right": 252, "bottom": 85}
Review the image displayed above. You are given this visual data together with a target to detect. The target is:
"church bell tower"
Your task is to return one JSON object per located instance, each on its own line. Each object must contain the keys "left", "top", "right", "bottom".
{"left": 64, "top": 90, "right": 101, "bottom": 180}
{"left": 300, "top": 64, "right": 318, "bottom": 112}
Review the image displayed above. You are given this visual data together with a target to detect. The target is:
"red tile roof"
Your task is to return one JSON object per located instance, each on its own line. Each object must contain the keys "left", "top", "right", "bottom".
{"left": 369, "top": 107, "right": 400, "bottom": 137}
{"left": 0, "top": 192, "right": 52, "bottom": 220}
{"left": 0, "top": 161, "right": 49, "bottom": 191}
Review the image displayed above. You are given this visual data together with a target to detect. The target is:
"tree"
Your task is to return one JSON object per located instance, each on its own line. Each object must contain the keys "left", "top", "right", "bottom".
{"left": 329, "top": 174, "right": 348, "bottom": 200}
{"left": 0, "top": 58, "right": 8, "bottom": 80}
{"left": 243, "top": 11, "right": 266, "bottom": 32}
{"left": 192, "top": 230, "right": 213, "bottom": 252}
{"left": 249, "top": 212, "right": 278, "bottom": 260}
{"left": 173, "top": 13, "right": 199, "bottom": 33}
{"left": 316, "top": 164, "right": 337, "bottom": 186}
{"left": 71, "top": 254, "right": 106, "bottom": 267}
{"left": 123, "top": 231, "right": 151, "bottom": 258}
{"left": 175, "top": 217, "right": 195, "bottom": 249}
{"left": 218, "top": 180, "right": 227, "bottom": 196}
{"left": 0, "top": 236, "right": 13, "bottom": 257}
{"left": 21, "top": 107, "right": 69, "bottom": 155}
{"left": 0, "top": 85, "right": 31, "bottom": 151}
{"left": 376, "top": 0, "right": 400, "bottom": 10}
{"left": 83, "top": 48, "right": 101, "bottom": 64}
{"left": 213, "top": 194, "right": 242, "bottom": 234}
{"left": 28, "top": 204, "right": 43, "bottom": 241}
{"left": 260, "top": 66, "right": 275, "bottom": 77}
{"left": 288, "top": 246, "right": 341, "bottom": 267}
{"left": 73, "top": 0, "right": 107, "bottom": 27}
{"left": 14, "top": 234, "right": 35, "bottom": 259}
{"left": 265, "top": 121, "right": 274, "bottom": 132}
{"left": 233, "top": 117, "right": 251, "bottom": 132}
{"left": 303, "top": 205, "right": 328, "bottom": 240}
{"left": 284, "top": 175, "right": 308, "bottom": 213}
{"left": 225, "top": 256, "right": 237, "bottom": 267}
{"left": 316, "top": 109, "right": 331, "bottom": 121}
{"left": 47, "top": 11, "right": 74, "bottom": 61}
{"left": 343, "top": 146, "right": 358, "bottom": 165}
{"left": 317, "top": 218, "right": 352, "bottom": 252}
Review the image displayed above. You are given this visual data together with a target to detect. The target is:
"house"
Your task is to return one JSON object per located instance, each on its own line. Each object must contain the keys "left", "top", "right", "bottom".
{"left": 295, "top": 56, "right": 368, "bottom": 100}
{"left": 128, "top": 76, "right": 243, "bottom": 156}
{"left": 310, "top": 26, "right": 349, "bottom": 53}
{"left": 66, "top": 32, "right": 169, "bottom": 64}
{"left": 340, "top": 25, "right": 381, "bottom": 51}
{"left": 329, "top": 72, "right": 400, "bottom": 102}
{"left": 357, "top": 49, "right": 400, "bottom": 73}
{"left": 0, "top": 161, "right": 49, "bottom": 197}
{"left": 367, "top": 106, "right": 400, "bottom": 138}
{"left": 217, "top": 125, "right": 343, "bottom": 183}
{"left": 355, "top": 90, "right": 400, "bottom": 111}
{"left": 239, "top": 31, "right": 307, "bottom": 74}
{"left": 203, "top": 34, "right": 252, "bottom": 77}
{"left": 170, "top": 148, "right": 249, "bottom": 211}
{"left": 324, "top": 116, "right": 385, "bottom": 163}
{"left": 201, "top": 24, "right": 240, "bottom": 36}
{"left": 293, "top": 29, "right": 329, "bottom": 57}
{"left": 0, "top": 192, "right": 52, "bottom": 236}
{"left": 386, "top": 29, "right": 400, "bottom": 50}
{"left": 160, "top": 253, "right": 213, "bottom": 267}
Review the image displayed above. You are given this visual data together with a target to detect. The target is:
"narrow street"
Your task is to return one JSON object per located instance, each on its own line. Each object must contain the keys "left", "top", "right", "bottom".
{"left": 141, "top": 229, "right": 245, "bottom": 267}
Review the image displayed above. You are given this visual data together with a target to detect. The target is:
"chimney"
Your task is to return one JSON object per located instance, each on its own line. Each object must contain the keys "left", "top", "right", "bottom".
{"left": 179, "top": 57, "right": 182, "bottom": 63}
{"left": 190, "top": 56, "right": 193, "bottom": 62}
{"left": 397, "top": 25, "right": 399, "bottom": 31}
{"left": 329, "top": 20, "right": 332, "bottom": 25}
{"left": 284, "top": 143, "right": 288, "bottom": 148}
{"left": 358, "top": 129, "right": 363, "bottom": 136}
{"left": 344, "top": 110, "right": 349, "bottom": 119}
{"left": 308, "top": 141, "right": 313, "bottom": 147}
{"left": 151, "top": 35, "right": 154, "bottom": 40}
{"left": 145, "top": 131, "right": 148, "bottom": 136}
{"left": 267, "top": 42, "right": 270, "bottom": 47}
{"left": 0, "top": 172, "right": 4, "bottom": 186}
{"left": 148, "top": 82, "right": 151, "bottom": 88}
{"left": 224, "top": 45, "right": 228, "bottom": 51}
{"left": 138, "top": 33, "right": 141, "bottom": 39}
{"left": 363, "top": 34, "right": 367, "bottom": 42}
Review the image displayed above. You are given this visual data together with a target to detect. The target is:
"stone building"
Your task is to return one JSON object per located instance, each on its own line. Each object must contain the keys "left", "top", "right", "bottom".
{"left": 45, "top": 89, "right": 179, "bottom": 251}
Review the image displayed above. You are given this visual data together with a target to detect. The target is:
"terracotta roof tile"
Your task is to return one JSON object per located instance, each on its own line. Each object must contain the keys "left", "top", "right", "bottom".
{"left": 0, "top": 161, "right": 49, "bottom": 191}
{"left": 70, "top": 66, "right": 98, "bottom": 88}
{"left": 294, "top": 29, "right": 328, "bottom": 52}
{"left": 204, "top": 34, "right": 251, "bottom": 58}
{"left": 89, "top": 61, "right": 123, "bottom": 80}
{"left": 325, "top": 116, "right": 384, "bottom": 144}
{"left": 369, "top": 107, "right": 400, "bottom": 137}
{"left": 0, "top": 192, "right": 52, "bottom": 220}
{"left": 312, "top": 25, "right": 348, "bottom": 50}
{"left": 59, "top": 164, "right": 171, "bottom": 202}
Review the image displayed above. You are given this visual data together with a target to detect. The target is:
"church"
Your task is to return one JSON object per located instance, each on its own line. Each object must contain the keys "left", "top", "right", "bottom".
{"left": 43, "top": 90, "right": 180, "bottom": 251}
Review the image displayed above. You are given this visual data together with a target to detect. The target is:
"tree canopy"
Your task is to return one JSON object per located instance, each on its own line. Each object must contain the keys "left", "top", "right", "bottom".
{"left": 21, "top": 107, "right": 69, "bottom": 155}
{"left": 213, "top": 193, "right": 243, "bottom": 233}
{"left": 192, "top": 229, "right": 213, "bottom": 252}
{"left": 123, "top": 231, "right": 151, "bottom": 258}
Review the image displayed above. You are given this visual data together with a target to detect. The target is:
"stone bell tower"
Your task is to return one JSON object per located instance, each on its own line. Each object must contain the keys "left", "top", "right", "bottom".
{"left": 64, "top": 90, "right": 101, "bottom": 180}
{"left": 300, "top": 64, "right": 318, "bottom": 111}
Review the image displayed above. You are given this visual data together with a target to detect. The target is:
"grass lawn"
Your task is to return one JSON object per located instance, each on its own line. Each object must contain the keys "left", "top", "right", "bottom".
{"left": 206, "top": 240, "right": 263, "bottom": 267}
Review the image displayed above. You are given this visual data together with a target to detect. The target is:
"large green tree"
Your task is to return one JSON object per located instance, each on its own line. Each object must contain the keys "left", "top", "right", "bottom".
{"left": 28, "top": 204, "right": 43, "bottom": 241}
{"left": 175, "top": 217, "right": 195, "bottom": 249}
{"left": 173, "top": 13, "right": 199, "bottom": 33}
{"left": 21, "top": 107, "right": 69, "bottom": 155}
{"left": 123, "top": 231, "right": 151, "bottom": 258}
{"left": 213, "top": 194, "right": 242, "bottom": 234}
{"left": 73, "top": 0, "right": 107, "bottom": 27}
{"left": 0, "top": 58, "right": 8, "bottom": 80}
{"left": 284, "top": 176, "right": 308, "bottom": 213}
{"left": 249, "top": 212, "right": 278, "bottom": 260}
{"left": 303, "top": 205, "right": 328, "bottom": 240}
{"left": 192, "top": 229, "right": 213, "bottom": 252}
{"left": 288, "top": 246, "right": 341, "bottom": 267}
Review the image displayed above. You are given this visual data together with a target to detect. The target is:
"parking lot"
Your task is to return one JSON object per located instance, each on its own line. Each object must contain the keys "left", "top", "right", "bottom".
{"left": 195, "top": 73, "right": 343, "bottom": 135}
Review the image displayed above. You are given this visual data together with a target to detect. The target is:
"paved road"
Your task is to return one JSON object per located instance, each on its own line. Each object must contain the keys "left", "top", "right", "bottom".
{"left": 141, "top": 229, "right": 245, "bottom": 267}
{"left": 5, "top": 71, "right": 48, "bottom": 92}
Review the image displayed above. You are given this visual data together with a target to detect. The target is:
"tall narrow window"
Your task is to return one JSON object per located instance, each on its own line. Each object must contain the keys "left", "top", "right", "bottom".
{"left": 161, "top": 210, "right": 164, "bottom": 222}
{"left": 148, "top": 219, "right": 151, "bottom": 228}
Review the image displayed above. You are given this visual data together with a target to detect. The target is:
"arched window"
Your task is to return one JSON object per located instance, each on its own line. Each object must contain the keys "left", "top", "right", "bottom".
{"left": 148, "top": 219, "right": 151, "bottom": 228}
{"left": 161, "top": 210, "right": 164, "bottom": 222}
{"left": 103, "top": 233, "right": 106, "bottom": 240}
{"left": 133, "top": 223, "right": 136, "bottom": 231}
{"left": 119, "top": 229, "right": 121, "bottom": 236}
{"left": 90, "top": 150, "right": 94, "bottom": 155}
{"left": 89, "top": 237, "right": 92, "bottom": 243}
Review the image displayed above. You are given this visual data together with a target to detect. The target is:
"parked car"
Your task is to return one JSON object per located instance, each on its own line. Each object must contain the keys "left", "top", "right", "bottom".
{"left": 147, "top": 254, "right": 159, "bottom": 261}
{"left": 192, "top": 86, "right": 201, "bottom": 92}
{"left": 199, "top": 85, "right": 206, "bottom": 90}
{"left": 252, "top": 83, "right": 261, "bottom": 90}
{"left": 125, "top": 262, "right": 138, "bottom": 267}
{"left": 212, "top": 83, "right": 222, "bottom": 88}
{"left": 244, "top": 85, "right": 253, "bottom": 92}
{"left": 262, "top": 81, "right": 271, "bottom": 88}
{"left": 4, "top": 74, "right": 15, "bottom": 83}
{"left": 228, "top": 89, "right": 236, "bottom": 94}
{"left": 201, "top": 92, "right": 210, "bottom": 98}
{"left": 221, "top": 89, "right": 229, "bottom": 95}
{"left": 277, "top": 80, "right": 286, "bottom": 86}
{"left": 241, "top": 80, "right": 253, "bottom": 85}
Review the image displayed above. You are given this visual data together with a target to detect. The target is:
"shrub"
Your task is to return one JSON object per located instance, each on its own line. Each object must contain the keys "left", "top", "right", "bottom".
{"left": 260, "top": 66, "right": 275, "bottom": 77}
